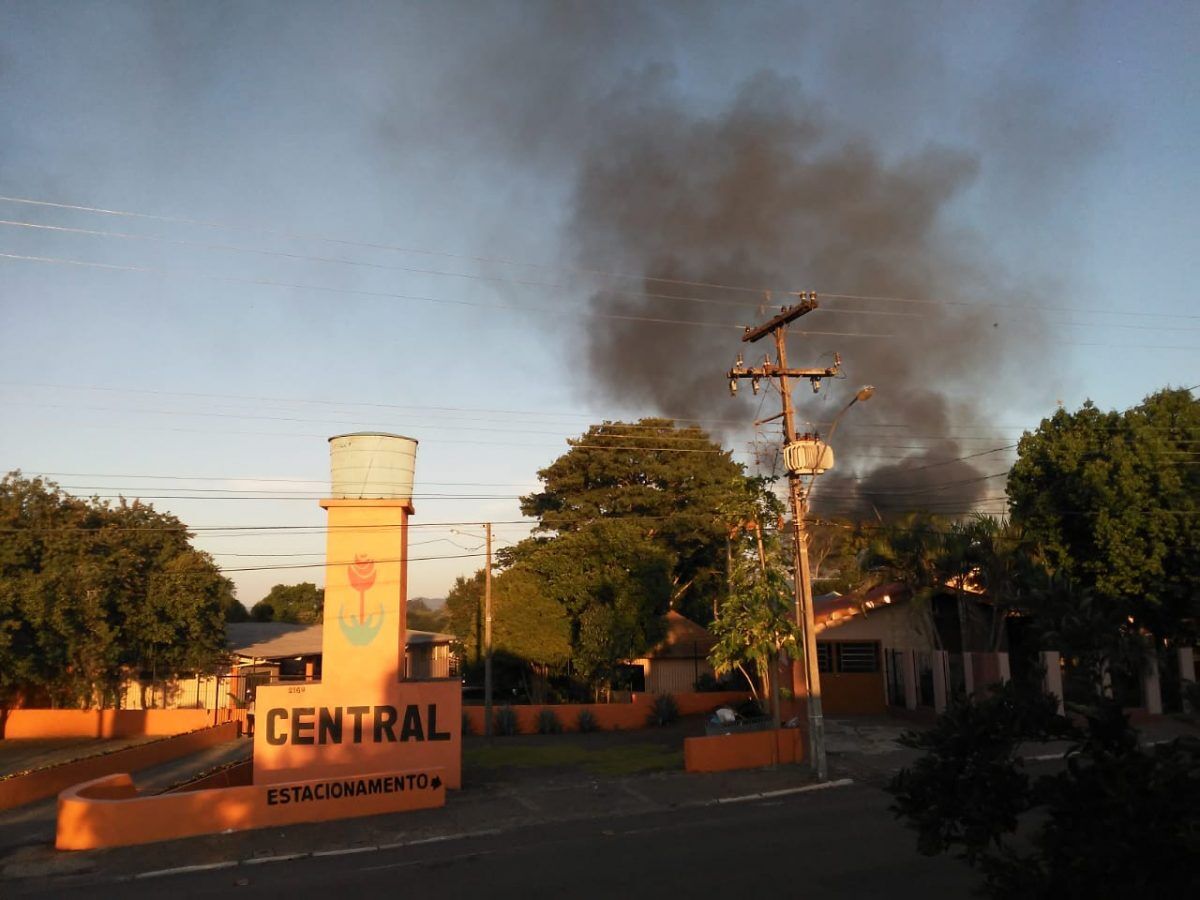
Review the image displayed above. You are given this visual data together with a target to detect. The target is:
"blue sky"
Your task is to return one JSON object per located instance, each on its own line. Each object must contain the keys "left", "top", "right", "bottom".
{"left": 1, "top": 2, "right": 1196, "bottom": 606}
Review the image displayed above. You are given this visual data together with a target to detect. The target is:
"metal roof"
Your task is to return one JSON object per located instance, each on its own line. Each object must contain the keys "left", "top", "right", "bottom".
{"left": 226, "top": 622, "right": 453, "bottom": 661}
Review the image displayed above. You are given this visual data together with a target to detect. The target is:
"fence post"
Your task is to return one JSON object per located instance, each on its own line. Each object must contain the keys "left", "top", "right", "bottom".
{"left": 1143, "top": 652, "right": 1163, "bottom": 716}
{"left": 932, "top": 651, "right": 949, "bottom": 713}
{"left": 1180, "top": 648, "right": 1196, "bottom": 712}
{"left": 1041, "top": 651, "right": 1064, "bottom": 715}
{"left": 962, "top": 652, "right": 975, "bottom": 698}
{"left": 903, "top": 650, "right": 918, "bottom": 710}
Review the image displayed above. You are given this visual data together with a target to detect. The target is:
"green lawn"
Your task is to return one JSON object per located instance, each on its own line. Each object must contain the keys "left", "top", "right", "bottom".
{"left": 464, "top": 742, "right": 683, "bottom": 777}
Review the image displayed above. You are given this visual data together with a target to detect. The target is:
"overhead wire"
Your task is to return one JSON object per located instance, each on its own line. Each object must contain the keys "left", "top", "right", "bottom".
{"left": 2, "top": 193, "right": 1196, "bottom": 324}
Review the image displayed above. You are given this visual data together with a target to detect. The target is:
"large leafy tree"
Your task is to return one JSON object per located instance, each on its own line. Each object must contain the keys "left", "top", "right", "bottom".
{"left": 521, "top": 520, "right": 672, "bottom": 690}
{"left": 1008, "top": 388, "right": 1200, "bottom": 644}
{"left": 250, "top": 582, "right": 324, "bottom": 624}
{"left": 519, "top": 418, "right": 778, "bottom": 625}
{"left": 444, "top": 566, "right": 571, "bottom": 669}
{"left": 0, "top": 472, "right": 233, "bottom": 707}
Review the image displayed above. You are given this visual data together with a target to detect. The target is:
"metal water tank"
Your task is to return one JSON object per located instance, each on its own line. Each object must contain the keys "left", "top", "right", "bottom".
{"left": 783, "top": 438, "right": 834, "bottom": 475}
{"left": 328, "top": 433, "right": 418, "bottom": 500}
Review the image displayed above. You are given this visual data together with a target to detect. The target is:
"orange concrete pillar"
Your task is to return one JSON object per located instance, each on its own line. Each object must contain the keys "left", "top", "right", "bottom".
{"left": 252, "top": 434, "right": 462, "bottom": 788}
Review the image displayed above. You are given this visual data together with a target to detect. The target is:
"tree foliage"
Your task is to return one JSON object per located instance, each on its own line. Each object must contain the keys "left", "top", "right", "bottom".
{"left": 889, "top": 686, "right": 1199, "bottom": 897}
{"left": 708, "top": 556, "right": 802, "bottom": 705}
{"left": 0, "top": 472, "right": 233, "bottom": 706}
{"left": 519, "top": 418, "right": 779, "bottom": 625}
{"left": 1008, "top": 388, "right": 1200, "bottom": 643}
{"left": 250, "top": 582, "right": 324, "bottom": 624}
{"left": 522, "top": 521, "right": 671, "bottom": 687}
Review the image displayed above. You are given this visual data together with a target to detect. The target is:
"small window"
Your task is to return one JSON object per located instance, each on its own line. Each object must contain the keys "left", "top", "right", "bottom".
{"left": 817, "top": 642, "right": 833, "bottom": 673}
{"left": 836, "top": 642, "right": 880, "bottom": 674}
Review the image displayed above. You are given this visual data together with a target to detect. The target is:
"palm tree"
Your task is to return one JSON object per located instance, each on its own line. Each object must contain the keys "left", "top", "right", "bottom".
{"left": 860, "top": 512, "right": 948, "bottom": 649}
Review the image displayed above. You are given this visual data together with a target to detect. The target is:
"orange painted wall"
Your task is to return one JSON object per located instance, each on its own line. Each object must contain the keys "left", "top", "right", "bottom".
{"left": 253, "top": 679, "right": 462, "bottom": 789}
{"left": 0, "top": 708, "right": 239, "bottom": 739}
{"left": 0, "top": 722, "right": 239, "bottom": 812}
{"left": 683, "top": 728, "right": 804, "bottom": 773}
{"left": 56, "top": 765, "right": 445, "bottom": 850}
{"left": 462, "top": 691, "right": 751, "bottom": 735}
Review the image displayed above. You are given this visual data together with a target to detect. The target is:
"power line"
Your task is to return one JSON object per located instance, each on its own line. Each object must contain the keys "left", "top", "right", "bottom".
{"left": 3, "top": 193, "right": 1196, "bottom": 325}
{"left": 0, "top": 217, "right": 932, "bottom": 324}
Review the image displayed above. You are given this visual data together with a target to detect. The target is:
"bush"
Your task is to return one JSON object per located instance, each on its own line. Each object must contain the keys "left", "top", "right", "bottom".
{"left": 492, "top": 705, "right": 519, "bottom": 736}
{"left": 694, "top": 673, "right": 721, "bottom": 692}
{"left": 576, "top": 708, "right": 598, "bottom": 733}
{"left": 888, "top": 684, "right": 1200, "bottom": 896}
{"left": 647, "top": 693, "right": 679, "bottom": 727}
{"left": 536, "top": 708, "right": 563, "bottom": 735}
{"left": 1184, "top": 679, "right": 1200, "bottom": 714}
{"left": 461, "top": 712, "right": 475, "bottom": 736}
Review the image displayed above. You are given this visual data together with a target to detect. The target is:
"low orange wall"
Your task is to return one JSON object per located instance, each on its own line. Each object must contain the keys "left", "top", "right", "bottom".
{"left": 0, "top": 708, "right": 240, "bottom": 739}
{"left": 683, "top": 728, "right": 803, "bottom": 773}
{"left": 464, "top": 691, "right": 750, "bottom": 735}
{"left": 0, "top": 722, "right": 239, "bottom": 812}
{"left": 57, "top": 766, "right": 445, "bottom": 850}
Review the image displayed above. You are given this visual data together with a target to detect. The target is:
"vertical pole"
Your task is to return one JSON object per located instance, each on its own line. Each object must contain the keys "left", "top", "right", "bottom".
{"left": 484, "top": 522, "right": 494, "bottom": 738}
{"left": 772, "top": 326, "right": 827, "bottom": 781}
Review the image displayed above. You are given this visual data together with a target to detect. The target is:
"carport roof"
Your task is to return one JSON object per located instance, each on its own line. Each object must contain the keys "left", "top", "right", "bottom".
{"left": 226, "top": 622, "right": 452, "bottom": 661}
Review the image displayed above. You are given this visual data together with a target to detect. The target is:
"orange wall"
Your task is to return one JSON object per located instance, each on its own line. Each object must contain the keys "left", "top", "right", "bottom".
{"left": 56, "top": 764, "right": 445, "bottom": 850}
{"left": 462, "top": 691, "right": 751, "bottom": 735}
{"left": 253, "top": 678, "right": 462, "bottom": 790}
{"left": 0, "top": 708, "right": 239, "bottom": 739}
{"left": 684, "top": 728, "right": 804, "bottom": 773}
{"left": 0, "top": 722, "right": 239, "bottom": 812}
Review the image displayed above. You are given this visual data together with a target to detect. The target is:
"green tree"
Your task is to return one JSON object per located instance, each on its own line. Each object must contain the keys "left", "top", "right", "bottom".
{"left": 444, "top": 570, "right": 485, "bottom": 663}
{"left": 0, "top": 472, "right": 232, "bottom": 707}
{"left": 406, "top": 597, "right": 448, "bottom": 633}
{"left": 860, "top": 512, "right": 950, "bottom": 648}
{"left": 251, "top": 582, "right": 324, "bottom": 624}
{"left": 1008, "top": 388, "right": 1200, "bottom": 644}
{"left": 709, "top": 550, "right": 803, "bottom": 715}
{"left": 519, "top": 418, "right": 779, "bottom": 625}
{"left": 521, "top": 520, "right": 672, "bottom": 691}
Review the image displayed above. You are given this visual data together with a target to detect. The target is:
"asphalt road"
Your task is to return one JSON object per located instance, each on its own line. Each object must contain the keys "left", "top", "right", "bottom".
{"left": 29, "top": 782, "right": 977, "bottom": 899}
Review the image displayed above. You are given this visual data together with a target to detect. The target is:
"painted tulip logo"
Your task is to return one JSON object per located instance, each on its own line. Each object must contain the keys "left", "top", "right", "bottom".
{"left": 339, "top": 554, "right": 385, "bottom": 646}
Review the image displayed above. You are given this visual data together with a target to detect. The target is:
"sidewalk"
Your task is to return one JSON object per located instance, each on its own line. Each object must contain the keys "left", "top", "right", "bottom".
{"left": 0, "top": 738, "right": 251, "bottom": 880}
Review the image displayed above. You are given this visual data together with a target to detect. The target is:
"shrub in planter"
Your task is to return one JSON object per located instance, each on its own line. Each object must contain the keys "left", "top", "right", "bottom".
{"left": 576, "top": 708, "right": 598, "bottom": 733}
{"left": 647, "top": 693, "right": 680, "bottom": 727}
{"left": 492, "top": 705, "right": 520, "bottom": 736}
{"left": 536, "top": 708, "right": 563, "bottom": 735}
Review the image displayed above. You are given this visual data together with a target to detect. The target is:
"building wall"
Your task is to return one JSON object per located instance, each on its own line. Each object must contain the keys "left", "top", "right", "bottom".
{"left": 638, "top": 657, "right": 714, "bottom": 694}
{"left": 819, "top": 602, "right": 938, "bottom": 650}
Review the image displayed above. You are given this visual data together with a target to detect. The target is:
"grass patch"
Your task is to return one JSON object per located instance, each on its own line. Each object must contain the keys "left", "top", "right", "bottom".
{"left": 464, "top": 742, "right": 682, "bottom": 777}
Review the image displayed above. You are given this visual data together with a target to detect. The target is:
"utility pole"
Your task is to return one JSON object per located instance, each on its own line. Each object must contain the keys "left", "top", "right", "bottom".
{"left": 484, "top": 522, "right": 493, "bottom": 738}
{"left": 727, "top": 293, "right": 839, "bottom": 781}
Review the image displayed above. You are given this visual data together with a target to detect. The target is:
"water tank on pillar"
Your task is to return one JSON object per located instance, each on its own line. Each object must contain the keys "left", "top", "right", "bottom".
{"left": 328, "top": 433, "right": 418, "bottom": 502}
{"left": 783, "top": 438, "right": 834, "bottom": 475}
